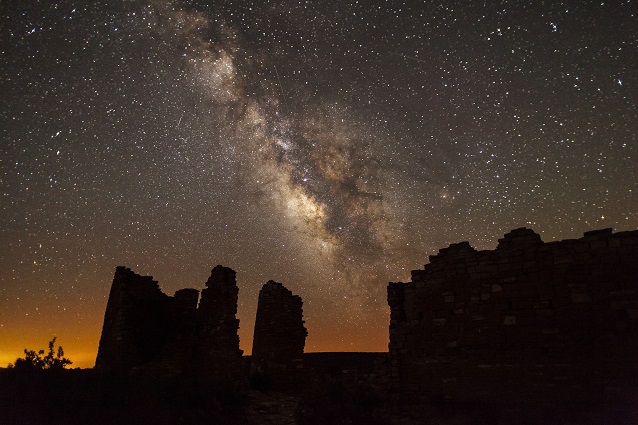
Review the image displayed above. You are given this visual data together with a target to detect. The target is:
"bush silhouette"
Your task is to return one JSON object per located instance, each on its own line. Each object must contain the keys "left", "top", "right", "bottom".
{"left": 10, "top": 337, "right": 72, "bottom": 371}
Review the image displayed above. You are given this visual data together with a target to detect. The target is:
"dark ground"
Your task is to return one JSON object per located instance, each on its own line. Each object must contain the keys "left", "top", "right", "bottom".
{"left": 1, "top": 354, "right": 638, "bottom": 425}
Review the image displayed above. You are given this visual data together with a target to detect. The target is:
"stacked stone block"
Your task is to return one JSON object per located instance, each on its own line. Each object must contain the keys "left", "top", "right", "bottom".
{"left": 95, "top": 265, "right": 246, "bottom": 387}
{"left": 95, "top": 267, "right": 171, "bottom": 375}
{"left": 197, "top": 265, "right": 246, "bottom": 385}
{"left": 388, "top": 228, "right": 638, "bottom": 404}
{"left": 251, "top": 281, "right": 307, "bottom": 390}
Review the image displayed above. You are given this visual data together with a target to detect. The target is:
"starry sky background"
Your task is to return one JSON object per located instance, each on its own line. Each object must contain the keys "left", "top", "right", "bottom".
{"left": 1, "top": 0, "right": 636, "bottom": 368}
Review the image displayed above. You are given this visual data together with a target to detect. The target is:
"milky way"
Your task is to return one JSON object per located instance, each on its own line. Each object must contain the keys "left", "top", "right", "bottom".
{"left": 162, "top": 0, "right": 401, "bottom": 270}
{"left": 1, "top": 0, "right": 636, "bottom": 366}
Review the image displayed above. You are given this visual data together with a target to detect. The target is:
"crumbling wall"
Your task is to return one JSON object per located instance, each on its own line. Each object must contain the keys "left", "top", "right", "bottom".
{"left": 251, "top": 281, "right": 307, "bottom": 389}
{"left": 197, "top": 265, "right": 246, "bottom": 384}
{"left": 388, "top": 228, "right": 638, "bottom": 404}
{"left": 95, "top": 267, "right": 171, "bottom": 375}
{"left": 155, "top": 288, "right": 201, "bottom": 375}
{"left": 95, "top": 265, "right": 245, "bottom": 387}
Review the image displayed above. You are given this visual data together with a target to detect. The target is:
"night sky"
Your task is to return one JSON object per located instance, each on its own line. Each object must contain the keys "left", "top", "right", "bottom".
{"left": 1, "top": 0, "right": 636, "bottom": 368}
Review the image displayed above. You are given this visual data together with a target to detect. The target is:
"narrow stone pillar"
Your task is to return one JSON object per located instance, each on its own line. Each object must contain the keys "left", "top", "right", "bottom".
{"left": 251, "top": 281, "right": 307, "bottom": 390}
{"left": 197, "top": 265, "right": 246, "bottom": 386}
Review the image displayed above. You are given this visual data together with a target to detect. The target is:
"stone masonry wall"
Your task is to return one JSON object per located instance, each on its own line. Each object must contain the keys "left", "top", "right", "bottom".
{"left": 388, "top": 228, "right": 638, "bottom": 405}
{"left": 95, "top": 265, "right": 245, "bottom": 387}
{"left": 95, "top": 267, "right": 171, "bottom": 375}
{"left": 196, "top": 265, "right": 246, "bottom": 385}
{"left": 251, "top": 281, "right": 307, "bottom": 390}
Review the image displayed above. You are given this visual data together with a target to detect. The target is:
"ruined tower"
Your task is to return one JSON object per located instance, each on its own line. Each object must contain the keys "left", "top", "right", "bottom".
{"left": 197, "top": 265, "right": 246, "bottom": 384}
{"left": 95, "top": 265, "right": 245, "bottom": 386}
{"left": 94, "top": 267, "right": 171, "bottom": 375}
{"left": 251, "top": 281, "right": 307, "bottom": 389}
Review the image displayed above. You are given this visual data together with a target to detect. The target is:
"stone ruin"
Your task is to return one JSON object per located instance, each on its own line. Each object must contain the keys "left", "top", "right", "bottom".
{"left": 94, "top": 265, "right": 310, "bottom": 391}
{"left": 94, "top": 266, "right": 170, "bottom": 375}
{"left": 93, "top": 226, "right": 638, "bottom": 408}
{"left": 387, "top": 228, "right": 638, "bottom": 405}
{"left": 94, "top": 265, "right": 245, "bottom": 386}
{"left": 251, "top": 281, "right": 307, "bottom": 389}
{"left": 197, "top": 265, "right": 246, "bottom": 382}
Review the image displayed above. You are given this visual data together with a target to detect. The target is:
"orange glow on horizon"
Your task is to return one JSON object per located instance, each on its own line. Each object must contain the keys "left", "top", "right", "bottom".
{"left": 4, "top": 314, "right": 390, "bottom": 369}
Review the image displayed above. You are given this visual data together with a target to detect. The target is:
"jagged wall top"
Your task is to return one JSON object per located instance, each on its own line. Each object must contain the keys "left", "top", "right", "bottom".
{"left": 387, "top": 226, "right": 638, "bottom": 404}
{"left": 261, "top": 280, "right": 301, "bottom": 300}
{"left": 95, "top": 264, "right": 244, "bottom": 381}
{"left": 199, "top": 265, "right": 239, "bottom": 318}
{"left": 419, "top": 227, "right": 629, "bottom": 275}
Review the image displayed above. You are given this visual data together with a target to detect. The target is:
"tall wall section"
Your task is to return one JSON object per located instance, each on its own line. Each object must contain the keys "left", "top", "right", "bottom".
{"left": 388, "top": 228, "right": 638, "bottom": 404}
{"left": 94, "top": 267, "right": 170, "bottom": 375}
{"left": 251, "top": 281, "right": 307, "bottom": 389}
{"left": 196, "top": 265, "right": 246, "bottom": 384}
{"left": 95, "top": 265, "right": 246, "bottom": 387}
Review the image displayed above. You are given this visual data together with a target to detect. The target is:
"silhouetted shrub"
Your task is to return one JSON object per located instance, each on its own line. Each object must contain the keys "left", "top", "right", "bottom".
{"left": 10, "top": 337, "right": 72, "bottom": 371}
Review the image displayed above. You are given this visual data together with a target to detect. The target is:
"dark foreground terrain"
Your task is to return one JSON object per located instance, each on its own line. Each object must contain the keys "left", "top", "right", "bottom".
{"left": 2, "top": 353, "right": 637, "bottom": 425}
